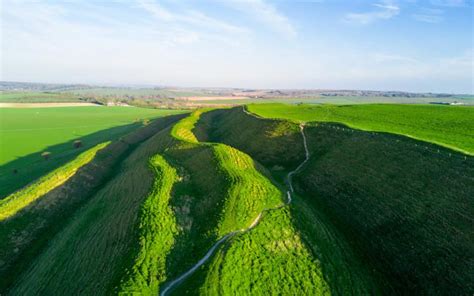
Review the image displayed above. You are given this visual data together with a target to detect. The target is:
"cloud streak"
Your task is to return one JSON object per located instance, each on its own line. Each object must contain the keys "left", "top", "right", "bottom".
{"left": 345, "top": 0, "right": 400, "bottom": 24}
{"left": 136, "top": 0, "right": 249, "bottom": 35}
{"left": 227, "top": 0, "right": 297, "bottom": 38}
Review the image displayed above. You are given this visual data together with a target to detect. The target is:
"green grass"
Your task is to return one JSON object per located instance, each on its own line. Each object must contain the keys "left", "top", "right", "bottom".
{"left": 193, "top": 107, "right": 385, "bottom": 294}
{"left": 4, "top": 116, "right": 183, "bottom": 295}
{"left": 0, "top": 142, "right": 109, "bottom": 221}
{"left": 0, "top": 106, "right": 185, "bottom": 165}
{"left": 248, "top": 103, "right": 474, "bottom": 155}
{"left": 201, "top": 206, "right": 330, "bottom": 295}
{"left": 3, "top": 104, "right": 472, "bottom": 295}
{"left": 294, "top": 122, "right": 474, "bottom": 294}
{"left": 0, "top": 106, "right": 185, "bottom": 198}
{"left": 118, "top": 154, "right": 180, "bottom": 295}
{"left": 0, "top": 92, "right": 81, "bottom": 103}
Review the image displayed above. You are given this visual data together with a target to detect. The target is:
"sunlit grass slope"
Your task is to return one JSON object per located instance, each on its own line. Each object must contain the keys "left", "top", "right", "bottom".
{"left": 168, "top": 109, "right": 338, "bottom": 295}
{"left": 247, "top": 103, "right": 474, "bottom": 155}
{"left": 0, "top": 142, "right": 109, "bottom": 221}
{"left": 118, "top": 155, "right": 179, "bottom": 295}
{"left": 201, "top": 206, "right": 331, "bottom": 295}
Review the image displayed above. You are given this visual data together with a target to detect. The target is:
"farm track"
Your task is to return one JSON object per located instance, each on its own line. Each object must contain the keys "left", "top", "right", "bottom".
{"left": 160, "top": 110, "right": 310, "bottom": 295}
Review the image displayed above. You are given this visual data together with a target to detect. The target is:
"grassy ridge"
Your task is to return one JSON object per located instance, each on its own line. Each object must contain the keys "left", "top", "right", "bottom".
{"left": 194, "top": 107, "right": 384, "bottom": 294}
{"left": 0, "top": 142, "right": 109, "bottom": 221}
{"left": 195, "top": 108, "right": 304, "bottom": 178}
{"left": 159, "top": 109, "right": 332, "bottom": 294}
{"left": 170, "top": 109, "right": 210, "bottom": 143}
{"left": 212, "top": 145, "right": 282, "bottom": 235}
{"left": 1, "top": 115, "right": 184, "bottom": 295}
{"left": 295, "top": 123, "right": 474, "bottom": 294}
{"left": 118, "top": 155, "right": 179, "bottom": 295}
{"left": 248, "top": 103, "right": 474, "bottom": 155}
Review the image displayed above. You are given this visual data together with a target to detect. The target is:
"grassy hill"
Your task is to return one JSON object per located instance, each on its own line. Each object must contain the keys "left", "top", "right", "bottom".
{"left": 248, "top": 103, "right": 474, "bottom": 155}
{"left": 195, "top": 107, "right": 474, "bottom": 295}
{"left": 0, "top": 105, "right": 472, "bottom": 295}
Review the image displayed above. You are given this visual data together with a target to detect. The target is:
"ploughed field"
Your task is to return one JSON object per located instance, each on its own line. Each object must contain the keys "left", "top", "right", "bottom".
{"left": 0, "top": 104, "right": 472, "bottom": 295}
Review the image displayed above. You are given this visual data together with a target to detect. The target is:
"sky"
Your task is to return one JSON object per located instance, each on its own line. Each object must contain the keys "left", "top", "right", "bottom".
{"left": 1, "top": 0, "right": 473, "bottom": 93}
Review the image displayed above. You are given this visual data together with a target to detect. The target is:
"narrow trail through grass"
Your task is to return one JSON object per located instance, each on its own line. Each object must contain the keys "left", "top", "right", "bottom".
{"left": 160, "top": 109, "right": 316, "bottom": 295}
{"left": 0, "top": 142, "right": 109, "bottom": 221}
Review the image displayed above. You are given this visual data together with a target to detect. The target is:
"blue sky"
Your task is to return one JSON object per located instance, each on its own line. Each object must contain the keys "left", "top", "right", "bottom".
{"left": 1, "top": 0, "right": 473, "bottom": 93}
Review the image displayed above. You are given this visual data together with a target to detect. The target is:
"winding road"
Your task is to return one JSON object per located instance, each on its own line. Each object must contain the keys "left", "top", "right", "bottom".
{"left": 160, "top": 109, "right": 310, "bottom": 296}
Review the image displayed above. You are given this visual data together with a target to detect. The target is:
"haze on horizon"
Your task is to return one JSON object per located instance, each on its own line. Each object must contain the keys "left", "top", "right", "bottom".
{"left": 1, "top": 0, "right": 473, "bottom": 93}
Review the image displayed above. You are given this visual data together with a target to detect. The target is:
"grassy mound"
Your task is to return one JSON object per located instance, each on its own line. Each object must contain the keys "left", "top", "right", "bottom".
{"left": 295, "top": 123, "right": 474, "bottom": 294}
{"left": 248, "top": 103, "right": 474, "bottom": 155}
{"left": 195, "top": 108, "right": 305, "bottom": 181}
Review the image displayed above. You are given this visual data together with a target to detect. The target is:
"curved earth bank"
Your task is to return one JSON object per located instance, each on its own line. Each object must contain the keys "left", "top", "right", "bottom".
{"left": 160, "top": 119, "right": 309, "bottom": 296}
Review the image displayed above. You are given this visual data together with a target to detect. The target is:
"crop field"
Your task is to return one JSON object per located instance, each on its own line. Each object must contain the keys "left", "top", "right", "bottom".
{"left": 0, "top": 106, "right": 185, "bottom": 198}
{"left": 0, "top": 92, "right": 81, "bottom": 103}
{"left": 0, "top": 104, "right": 472, "bottom": 295}
{"left": 248, "top": 103, "right": 474, "bottom": 155}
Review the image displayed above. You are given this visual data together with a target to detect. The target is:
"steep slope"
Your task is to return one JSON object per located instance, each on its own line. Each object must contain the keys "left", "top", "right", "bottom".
{"left": 129, "top": 110, "right": 336, "bottom": 295}
{"left": 198, "top": 106, "right": 474, "bottom": 295}
{"left": 195, "top": 107, "right": 383, "bottom": 294}
{"left": 1, "top": 114, "right": 185, "bottom": 294}
{"left": 295, "top": 123, "right": 474, "bottom": 295}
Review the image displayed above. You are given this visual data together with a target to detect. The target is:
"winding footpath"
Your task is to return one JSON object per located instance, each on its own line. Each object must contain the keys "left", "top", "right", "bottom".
{"left": 160, "top": 109, "right": 310, "bottom": 296}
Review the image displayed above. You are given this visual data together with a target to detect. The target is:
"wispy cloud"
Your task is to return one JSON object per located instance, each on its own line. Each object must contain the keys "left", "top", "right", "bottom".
{"left": 345, "top": 0, "right": 400, "bottom": 24}
{"left": 136, "top": 0, "right": 249, "bottom": 35}
{"left": 412, "top": 8, "right": 444, "bottom": 23}
{"left": 227, "top": 0, "right": 297, "bottom": 38}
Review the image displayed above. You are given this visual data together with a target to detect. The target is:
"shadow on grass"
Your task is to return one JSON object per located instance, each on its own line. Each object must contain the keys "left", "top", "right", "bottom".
{"left": 0, "top": 123, "right": 142, "bottom": 199}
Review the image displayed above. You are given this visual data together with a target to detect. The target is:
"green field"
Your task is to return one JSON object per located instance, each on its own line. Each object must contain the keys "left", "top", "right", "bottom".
{"left": 0, "top": 92, "right": 81, "bottom": 103}
{"left": 248, "top": 103, "right": 474, "bottom": 155}
{"left": 0, "top": 106, "right": 185, "bottom": 197}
